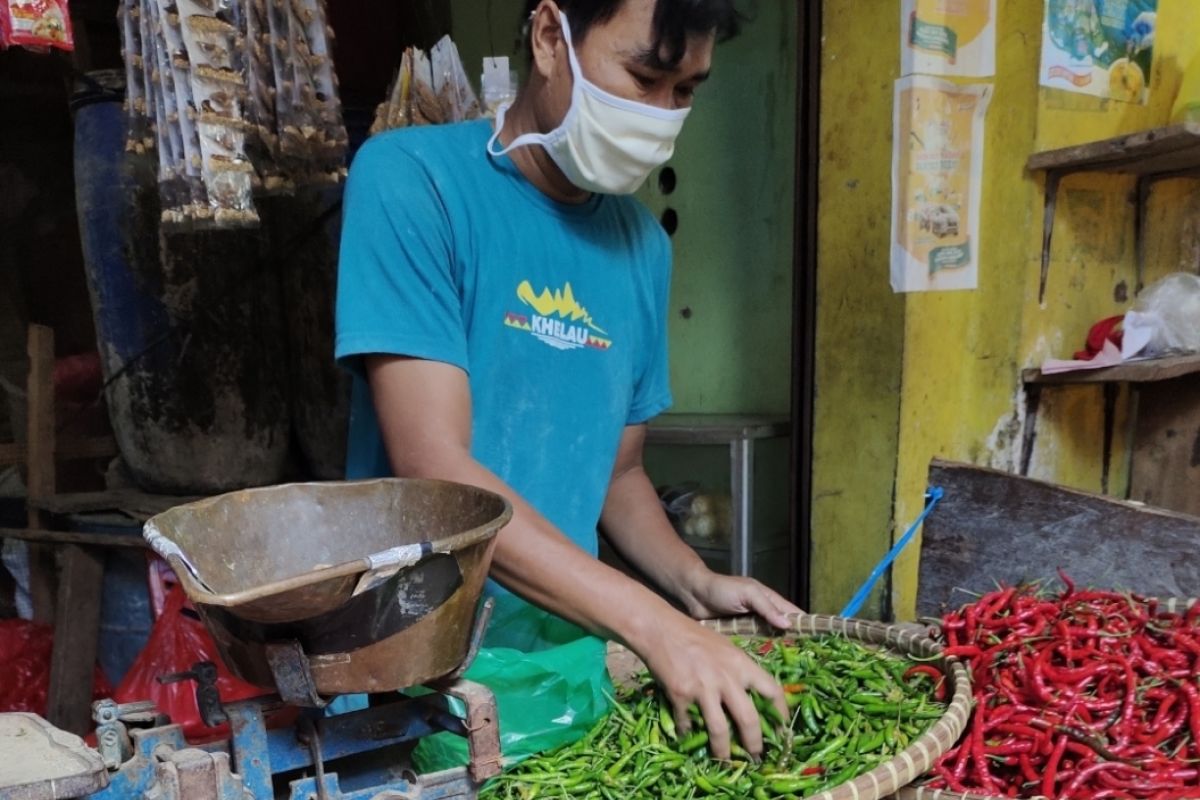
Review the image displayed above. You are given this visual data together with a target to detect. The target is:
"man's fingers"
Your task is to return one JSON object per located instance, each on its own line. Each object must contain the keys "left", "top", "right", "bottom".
{"left": 724, "top": 685, "right": 764, "bottom": 757}
{"left": 698, "top": 693, "right": 732, "bottom": 761}
{"left": 745, "top": 586, "right": 795, "bottom": 630}
{"left": 671, "top": 694, "right": 693, "bottom": 737}
{"left": 748, "top": 666, "right": 790, "bottom": 727}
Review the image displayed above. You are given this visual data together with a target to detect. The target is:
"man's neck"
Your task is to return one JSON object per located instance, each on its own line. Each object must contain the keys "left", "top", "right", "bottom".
{"left": 498, "top": 95, "right": 593, "bottom": 206}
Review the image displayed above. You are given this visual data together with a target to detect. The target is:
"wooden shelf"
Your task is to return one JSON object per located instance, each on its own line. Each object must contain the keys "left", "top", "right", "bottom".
{"left": 1027, "top": 122, "right": 1200, "bottom": 177}
{"left": 1026, "top": 123, "right": 1200, "bottom": 303}
{"left": 1022, "top": 353, "right": 1200, "bottom": 385}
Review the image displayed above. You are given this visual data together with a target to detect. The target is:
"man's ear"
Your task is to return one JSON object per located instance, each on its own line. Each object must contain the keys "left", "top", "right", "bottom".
{"left": 529, "top": 0, "right": 566, "bottom": 80}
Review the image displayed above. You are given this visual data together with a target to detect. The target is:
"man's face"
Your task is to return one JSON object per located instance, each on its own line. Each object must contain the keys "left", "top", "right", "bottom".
{"left": 530, "top": 0, "right": 715, "bottom": 130}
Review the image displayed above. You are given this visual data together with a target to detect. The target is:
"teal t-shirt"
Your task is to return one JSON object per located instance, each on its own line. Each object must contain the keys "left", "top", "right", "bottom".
{"left": 334, "top": 120, "right": 673, "bottom": 652}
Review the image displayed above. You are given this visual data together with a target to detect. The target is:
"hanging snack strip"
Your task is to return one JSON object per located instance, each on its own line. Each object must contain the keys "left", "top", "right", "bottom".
{"left": 145, "top": 0, "right": 196, "bottom": 224}
{"left": 158, "top": 0, "right": 212, "bottom": 224}
{"left": 120, "top": 0, "right": 153, "bottom": 155}
{"left": 118, "top": 0, "right": 347, "bottom": 229}
{"left": 289, "top": 0, "right": 346, "bottom": 183}
{"left": 180, "top": 4, "right": 257, "bottom": 226}
{"left": 243, "top": 0, "right": 285, "bottom": 192}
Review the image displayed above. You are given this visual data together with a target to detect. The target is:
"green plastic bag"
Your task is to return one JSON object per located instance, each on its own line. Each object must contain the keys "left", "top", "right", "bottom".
{"left": 413, "top": 592, "right": 614, "bottom": 772}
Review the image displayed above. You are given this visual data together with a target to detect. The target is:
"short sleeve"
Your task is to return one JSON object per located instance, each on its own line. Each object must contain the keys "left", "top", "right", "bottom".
{"left": 627, "top": 227, "right": 673, "bottom": 425}
{"left": 335, "top": 134, "right": 468, "bottom": 378}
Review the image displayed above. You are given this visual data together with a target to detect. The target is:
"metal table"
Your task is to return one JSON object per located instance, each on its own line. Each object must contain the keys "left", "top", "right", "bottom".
{"left": 646, "top": 414, "right": 791, "bottom": 577}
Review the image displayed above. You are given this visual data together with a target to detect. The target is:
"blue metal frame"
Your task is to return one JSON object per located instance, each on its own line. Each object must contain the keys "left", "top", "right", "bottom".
{"left": 83, "top": 695, "right": 480, "bottom": 799}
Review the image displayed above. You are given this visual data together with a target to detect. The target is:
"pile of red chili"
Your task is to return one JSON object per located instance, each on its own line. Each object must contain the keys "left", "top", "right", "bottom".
{"left": 926, "top": 574, "right": 1200, "bottom": 800}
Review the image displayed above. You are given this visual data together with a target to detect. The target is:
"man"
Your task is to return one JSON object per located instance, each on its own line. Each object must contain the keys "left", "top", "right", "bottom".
{"left": 335, "top": 0, "right": 801, "bottom": 761}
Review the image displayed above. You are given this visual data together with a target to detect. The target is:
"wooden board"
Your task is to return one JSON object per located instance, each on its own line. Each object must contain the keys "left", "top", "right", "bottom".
{"left": 0, "top": 526, "right": 147, "bottom": 549}
{"left": 26, "top": 325, "right": 56, "bottom": 624}
{"left": 1026, "top": 122, "right": 1200, "bottom": 177}
{"left": 0, "top": 436, "right": 118, "bottom": 468}
{"left": 44, "top": 545, "right": 105, "bottom": 736}
{"left": 1022, "top": 353, "right": 1200, "bottom": 385}
{"left": 30, "top": 489, "right": 200, "bottom": 522}
{"left": 916, "top": 460, "right": 1200, "bottom": 618}
{"left": 1130, "top": 374, "right": 1200, "bottom": 517}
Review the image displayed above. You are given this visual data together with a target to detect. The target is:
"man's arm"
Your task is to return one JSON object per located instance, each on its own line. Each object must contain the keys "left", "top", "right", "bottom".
{"left": 366, "top": 355, "right": 789, "bottom": 759}
{"left": 599, "top": 424, "right": 800, "bottom": 625}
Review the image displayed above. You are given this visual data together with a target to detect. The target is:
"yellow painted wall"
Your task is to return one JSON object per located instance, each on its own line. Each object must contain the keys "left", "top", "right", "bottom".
{"left": 817, "top": 0, "right": 1200, "bottom": 620}
{"left": 811, "top": 4, "right": 906, "bottom": 615}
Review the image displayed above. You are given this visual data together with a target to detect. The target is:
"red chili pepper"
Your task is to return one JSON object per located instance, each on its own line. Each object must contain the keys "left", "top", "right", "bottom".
{"left": 800, "top": 765, "right": 824, "bottom": 776}
{"left": 1042, "top": 734, "right": 1068, "bottom": 799}
{"left": 902, "top": 664, "right": 948, "bottom": 702}
{"left": 756, "top": 640, "right": 774, "bottom": 655}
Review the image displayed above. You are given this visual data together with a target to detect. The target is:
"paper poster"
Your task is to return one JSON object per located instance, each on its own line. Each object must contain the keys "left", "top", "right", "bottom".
{"left": 1039, "top": 0, "right": 1157, "bottom": 103}
{"left": 891, "top": 76, "right": 992, "bottom": 294}
{"left": 901, "top": 0, "right": 996, "bottom": 78}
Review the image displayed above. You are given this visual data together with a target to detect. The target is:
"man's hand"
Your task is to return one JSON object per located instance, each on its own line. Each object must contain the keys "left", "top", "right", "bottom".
{"left": 683, "top": 571, "right": 804, "bottom": 631}
{"left": 631, "top": 612, "right": 789, "bottom": 762}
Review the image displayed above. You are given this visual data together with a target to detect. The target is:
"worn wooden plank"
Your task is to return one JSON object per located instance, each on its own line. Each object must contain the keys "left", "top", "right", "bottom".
{"left": 45, "top": 544, "right": 106, "bottom": 735}
{"left": 0, "top": 435, "right": 119, "bottom": 467}
{"left": 29, "top": 489, "right": 200, "bottom": 521}
{"left": 1129, "top": 375, "right": 1200, "bottom": 517}
{"left": 0, "top": 526, "right": 147, "bottom": 549}
{"left": 26, "top": 324, "right": 57, "bottom": 624}
{"left": 1026, "top": 122, "right": 1200, "bottom": 176}
{"left": 916, "top": 459, "right": 1200, "bottom": 618}
{"left": 1022, "top": 353, "right": 1200, "bottom": 385}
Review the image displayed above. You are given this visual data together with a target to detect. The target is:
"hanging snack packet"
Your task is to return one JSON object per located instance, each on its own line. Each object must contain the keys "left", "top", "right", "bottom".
{"left": 481, "top": 56, "right": 517, "bottom": 120}
{"left": 431, "top": 35, "right": 481, "bottom": 122}
{"left": 181, "top": 4, "right": 257, "bottom": 226}
{"left": 119, "top": 0, "right": 152, "bottom": 154}
{"left": 409, "top": 48, "right": 442, "bottom": 126}
{"left": 1, "top": 0, "right": 74, "bottom": 52}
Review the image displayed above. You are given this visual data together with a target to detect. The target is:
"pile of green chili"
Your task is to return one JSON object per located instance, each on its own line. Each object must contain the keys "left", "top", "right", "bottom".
{"left": 479, "top": 634, "right": 948, "bottom": 800}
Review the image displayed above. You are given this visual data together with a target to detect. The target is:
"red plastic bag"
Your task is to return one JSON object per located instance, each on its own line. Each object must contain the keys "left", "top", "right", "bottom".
{"left": 0, "top": 619, "right": 112, "bottom": 714}
{"left": 113, "top": 586, "right": 271, "bottom": 741}
{"left": 0, "top": 0, "right": 74, "bottom": 51}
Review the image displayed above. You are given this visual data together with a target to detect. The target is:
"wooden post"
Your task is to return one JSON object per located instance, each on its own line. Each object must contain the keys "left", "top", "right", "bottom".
{"left": 25, "top": 324, "right": 57, "bottom": 624}
{"left": 45, "top": 544, "right": 105, "bottom": 734}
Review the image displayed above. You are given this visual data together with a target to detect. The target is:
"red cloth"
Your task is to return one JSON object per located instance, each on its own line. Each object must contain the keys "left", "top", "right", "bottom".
{"left": 1074, "top": 315, "right": 1125, "bottom": 361}
{"left": 0, "top": 619, "right": 112, "bottom": 714}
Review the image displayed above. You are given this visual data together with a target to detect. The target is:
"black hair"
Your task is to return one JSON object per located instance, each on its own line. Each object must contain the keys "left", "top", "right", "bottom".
{"left": 523, "top": 0, "right": 743, "bottom": 69}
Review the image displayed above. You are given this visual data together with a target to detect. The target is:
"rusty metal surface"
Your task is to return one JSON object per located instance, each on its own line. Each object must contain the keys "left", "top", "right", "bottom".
{"left": 442, "top": 680, "right": 502, "bottom": 783}
{"left": 0, "top": 713, "right": 108, "bottom": 799}
{"left": 264, "top": 642, "right": 327, "bottom": 708}
{"left": 145, "top": 479, "right": 511, "bottom": 695}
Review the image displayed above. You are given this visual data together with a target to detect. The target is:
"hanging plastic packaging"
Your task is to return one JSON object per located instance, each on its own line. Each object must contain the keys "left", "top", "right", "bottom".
{"left": 0, "top": 0, "right": 74, "bottom": 51}
{"left": 113, "top": 586, "right": 275, "bottom": 741}
{"left": 1122, "top": 272, "right": 1200, "bottom": 359}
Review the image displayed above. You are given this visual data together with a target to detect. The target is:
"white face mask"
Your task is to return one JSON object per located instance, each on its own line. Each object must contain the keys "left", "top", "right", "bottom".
{"left": 487, "top": 13, "right": 691, "bottom": 196}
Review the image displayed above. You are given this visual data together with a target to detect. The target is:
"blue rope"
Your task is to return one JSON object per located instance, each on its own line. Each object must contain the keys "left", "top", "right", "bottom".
{"left": 839, "top": 486, "right": 945, "bottom": 619}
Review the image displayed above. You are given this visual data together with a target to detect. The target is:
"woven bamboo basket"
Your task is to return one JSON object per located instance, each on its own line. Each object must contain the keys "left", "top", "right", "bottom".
{"left": 893, "top": 597, "right": 1199, "bottom": 800}
{"left": 606, "top": 613, "right": 973, "bottom": 800}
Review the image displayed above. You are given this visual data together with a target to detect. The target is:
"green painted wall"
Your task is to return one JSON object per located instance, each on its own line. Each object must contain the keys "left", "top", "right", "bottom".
{"left": 450, "top": 1, "right": 798, "bottom": 415}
